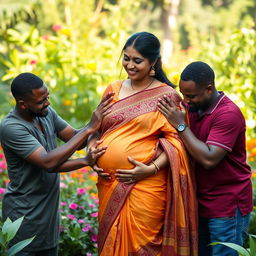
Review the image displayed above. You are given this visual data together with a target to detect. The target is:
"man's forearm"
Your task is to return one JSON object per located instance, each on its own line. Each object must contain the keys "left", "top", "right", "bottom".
{"left": 49, "top": 158, "right": 89, "bottom": 173}
{"left": 28, "top": 125, "right": 95, "bottom": 169}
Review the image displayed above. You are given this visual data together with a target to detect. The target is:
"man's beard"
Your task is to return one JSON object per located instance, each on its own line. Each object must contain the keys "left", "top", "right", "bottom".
{"left": 29, "top": 108, "right": 48, "bottom": 117}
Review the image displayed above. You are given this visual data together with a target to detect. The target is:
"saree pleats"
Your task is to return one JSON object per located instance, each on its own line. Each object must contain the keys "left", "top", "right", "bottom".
{"left": 97, "top": 81, "right": 198, "bottom": 256}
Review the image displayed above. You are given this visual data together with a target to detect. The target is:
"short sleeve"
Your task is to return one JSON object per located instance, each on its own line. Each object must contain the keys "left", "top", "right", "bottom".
{"left": 49, "top": 107, "right": 69, "bottom": 133}
{"left": 206, "top": 110, "right": 244, "bottom": 152}
{"left": 1, "top": 123, "right": 42, "bottom": 159}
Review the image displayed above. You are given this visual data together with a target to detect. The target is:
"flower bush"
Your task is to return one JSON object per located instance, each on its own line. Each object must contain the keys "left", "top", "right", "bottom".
{"left": 58, "top": 166, "right": 99, "bottom": 255}
{"left": 0, "top": 146, "right": 99, "bottom": 255}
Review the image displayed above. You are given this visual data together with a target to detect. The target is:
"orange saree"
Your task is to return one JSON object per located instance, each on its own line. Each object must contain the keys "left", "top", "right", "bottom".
{"left": 96, "top": 81, "right": 198, "bottom": 256}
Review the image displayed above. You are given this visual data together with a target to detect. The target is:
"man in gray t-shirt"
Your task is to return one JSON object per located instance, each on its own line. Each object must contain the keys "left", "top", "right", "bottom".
{"left": 0, "top": 73, "right": 113, "bottom": 255}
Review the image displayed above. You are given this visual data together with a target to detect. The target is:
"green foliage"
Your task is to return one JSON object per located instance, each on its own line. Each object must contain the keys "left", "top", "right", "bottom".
{"left": 211, "top": 234, "right": 256, "bottom": 256}
{"left": 0, "top": 216, "right": 35, "bottom": 256}
{"left": 59, "top": 169, "right": 99, "bottom": 255}
{"left": 198, "top": 17, "right": 256, "bottom": 138}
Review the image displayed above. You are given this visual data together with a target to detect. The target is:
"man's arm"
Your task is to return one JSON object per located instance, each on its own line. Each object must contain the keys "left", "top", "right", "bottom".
{"left": 26, "top": 92, "right": 114, "bottom": 171}
{"left": 48, "top": 145, "right": 107, "bottom": 173}
{"left": 158, "top": 96, "right": 227, "bottom": 169}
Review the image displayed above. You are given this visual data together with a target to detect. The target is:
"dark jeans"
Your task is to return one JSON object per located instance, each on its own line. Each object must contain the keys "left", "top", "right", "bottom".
{"left": 199, "top": 208, "right": 250, "bottom": 256}
{"left": 15, "top": 246, "right": 58, "bottom": 256}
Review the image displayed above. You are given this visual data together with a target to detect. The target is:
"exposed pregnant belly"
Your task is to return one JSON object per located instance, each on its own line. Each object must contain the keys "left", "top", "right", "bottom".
{"left": 97, "top": 133, "right": 157, "bottom": 175}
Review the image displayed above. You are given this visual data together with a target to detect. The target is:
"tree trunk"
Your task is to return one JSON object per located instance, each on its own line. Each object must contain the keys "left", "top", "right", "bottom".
{"left": 161, "top": 0, "right": 180, "bottom": 65}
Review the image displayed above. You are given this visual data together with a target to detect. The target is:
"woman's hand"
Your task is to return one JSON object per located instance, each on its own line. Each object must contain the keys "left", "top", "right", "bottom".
{"left": 88, "top": 92, "right": 114, "bottom": 132}
{"left": 115, "top": 156, "right": 156, "bottom": 184}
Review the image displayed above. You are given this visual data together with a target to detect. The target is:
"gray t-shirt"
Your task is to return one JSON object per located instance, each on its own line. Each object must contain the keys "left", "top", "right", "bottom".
{"left": 0, "top": 107, "right": 68, "bottom": 251}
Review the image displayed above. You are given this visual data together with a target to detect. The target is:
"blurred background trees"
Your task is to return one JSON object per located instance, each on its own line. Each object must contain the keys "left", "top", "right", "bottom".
{"left": 0, "top": 0, "right": 255, "bottom": 136}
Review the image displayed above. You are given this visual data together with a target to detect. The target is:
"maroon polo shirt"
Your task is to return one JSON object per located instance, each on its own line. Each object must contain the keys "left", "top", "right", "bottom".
{"left": 189, "top": 92, "right": 253, "bottom": 218}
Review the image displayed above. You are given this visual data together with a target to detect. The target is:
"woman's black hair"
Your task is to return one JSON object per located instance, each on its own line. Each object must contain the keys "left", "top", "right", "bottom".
{"left": 123, "top": 32, "right": 174, "bottom": 88}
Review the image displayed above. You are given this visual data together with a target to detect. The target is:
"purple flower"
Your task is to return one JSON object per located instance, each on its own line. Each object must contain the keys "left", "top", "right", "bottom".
{"left": 69, "top": 203, "right": 78, "bottom": 210}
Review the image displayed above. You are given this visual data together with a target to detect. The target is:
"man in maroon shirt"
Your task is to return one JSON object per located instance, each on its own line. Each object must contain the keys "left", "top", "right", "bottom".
{"left": 158, "top": 61, "right": 253, "bottom": 256}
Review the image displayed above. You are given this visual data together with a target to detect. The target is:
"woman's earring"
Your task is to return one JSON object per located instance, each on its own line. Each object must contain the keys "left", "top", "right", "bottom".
{"left": 149, "top": 66, "right": 155, "bottom": 76}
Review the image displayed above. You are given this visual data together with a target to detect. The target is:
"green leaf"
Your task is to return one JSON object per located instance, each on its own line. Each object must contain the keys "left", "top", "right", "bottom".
{"left": 249, "top": 234, "right": 256, "bottom": 256}
{"left": 2, "top": 216, "right": 24, "bottom": 242}
{"left": 211, "top": 242, "right": 250, "bottom": 256}
{"left": 7, "top": 236, "right": 35, "bottom": 256}
{"left": 0, "top": 232, "right": 6, "bottom": 247}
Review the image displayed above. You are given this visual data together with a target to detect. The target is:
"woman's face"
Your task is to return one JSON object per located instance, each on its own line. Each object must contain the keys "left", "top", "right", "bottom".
{"left": 122, "top": 46, "right": 152, "bottom": 81}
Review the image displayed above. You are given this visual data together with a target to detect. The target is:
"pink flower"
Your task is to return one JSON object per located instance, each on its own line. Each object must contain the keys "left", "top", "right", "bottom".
{"left": 78, "top": 219, "right": 84, "bottom": 224}
{"left": 82, "top": 226, "right": 89, "bottom": 232}
{"left": 0, "top": 161, "right": 6, "bottom": 169}
{"left": 90, "top": 212, "right": 98, "bottom": 218}
{"left": 60, "top": 224, "right": 63, "bottom": 232}
{"left": 67, "top": 214, "right": 75, "bottom": 220}
{"left": 42, "top": 35, "right": 49, "bottom": 40}
{"left": 60, "top": 182, "right": 68, "bottom": 188}
{"left": 85, "top": 223, "right": 93, "bottom": 231}
{"left": 60, "top": 201, "right": 67, "bottom": 206}
{"left": 79, "top": 206, "right": 85, "bottom": 210}
{"left": 29, "top": 60, "right": 37, "bottom": 65}
{"left": 86, "top": 253, "right": 93, "bottom": 256}
{"left": 52, "top": 24, "right": 62, "bottom": 31}
{"left": 77, "top": 188, "right": 86, "bottom": 195}
{"left": 0, "top": 188, "right": 5, "bottom": 194}
{"left": 88, "top": 203, "right": 95, "bottom": 208}
{"left": 69, "top": 203, "right": 78, "bottom": 210}
{"left": 91, "top": 234, "right": 98, "bottom": 242}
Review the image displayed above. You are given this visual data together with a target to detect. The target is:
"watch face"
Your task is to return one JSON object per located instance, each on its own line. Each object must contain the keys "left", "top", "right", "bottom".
{"left": 177, "top": 124, "right": 186, "bottom": 132}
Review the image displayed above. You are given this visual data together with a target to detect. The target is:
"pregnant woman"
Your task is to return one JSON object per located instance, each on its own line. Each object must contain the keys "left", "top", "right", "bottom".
{"left": 90, "top": 32, "right": 198, "bottom": 256}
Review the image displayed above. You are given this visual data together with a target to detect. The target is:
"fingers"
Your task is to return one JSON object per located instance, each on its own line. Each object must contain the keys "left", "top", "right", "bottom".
{"left": 94, "top": 139, "right": 103, "bottom": 147}
{"left": 100, "top": 92, "right": 115, "bottom": 104}
{"left": 92, "top": 164, "right": 111, "bottom": 180}
{"left": 97, "top": 172, "right": 111, "bottom": 180}
{"left": 115, "top": 171, "right": 136, "bottom": 183}
{"left": 127, "top": 156, "right": 142, "bottom": 166}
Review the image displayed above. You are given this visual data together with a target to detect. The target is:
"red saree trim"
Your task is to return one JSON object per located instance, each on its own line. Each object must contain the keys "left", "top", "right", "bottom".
{"left": 101, "top": 85, "right": 180, "bottom": 136}
{"left": 159, "top": 138, "right": 198, "bottom": 256}
{"left": 98, "top": 182, "right": 135, "bottom": 254}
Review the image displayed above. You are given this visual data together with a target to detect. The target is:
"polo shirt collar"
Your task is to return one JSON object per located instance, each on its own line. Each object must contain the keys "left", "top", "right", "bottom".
{"left": 191, "top": 91, "right": 225, "bottom": 118}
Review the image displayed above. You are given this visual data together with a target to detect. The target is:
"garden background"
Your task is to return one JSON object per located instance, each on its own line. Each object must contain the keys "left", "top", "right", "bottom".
{"left": 0, "top": 0, "right": 255, "bottom": 255}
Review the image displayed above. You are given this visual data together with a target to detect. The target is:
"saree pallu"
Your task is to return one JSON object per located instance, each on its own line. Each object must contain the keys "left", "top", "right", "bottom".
{"left": 97, "top": 81, "right": 198, "bottom": 256}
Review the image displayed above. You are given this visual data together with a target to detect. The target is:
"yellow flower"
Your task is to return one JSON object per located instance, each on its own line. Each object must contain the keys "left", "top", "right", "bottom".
{"left": 63, "top": 99, "right": 72, "bottom": 106}
{"left": 170, "top": 72, "right": 180, "bottom": 86}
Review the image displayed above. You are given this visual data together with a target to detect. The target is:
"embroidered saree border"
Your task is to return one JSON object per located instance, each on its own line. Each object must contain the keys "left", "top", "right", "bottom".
{"left": 160, "top": 138, "right": 198, "bottom": 256}
{"left": 98, "top": 182, "right": 135, "bottom": 254}
{"left": 101, "top": 85, "right": 179, "bottom": 136}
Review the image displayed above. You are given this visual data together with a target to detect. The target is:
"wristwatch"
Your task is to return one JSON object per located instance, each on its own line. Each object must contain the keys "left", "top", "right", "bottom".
{"left": 177, "top": 123, "right": 187, "bottom": 132}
